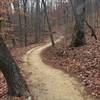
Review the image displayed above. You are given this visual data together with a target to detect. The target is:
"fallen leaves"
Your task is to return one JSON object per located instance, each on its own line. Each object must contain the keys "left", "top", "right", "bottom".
{"left": 42, "top": 29, "right": 100, "bottom": 99}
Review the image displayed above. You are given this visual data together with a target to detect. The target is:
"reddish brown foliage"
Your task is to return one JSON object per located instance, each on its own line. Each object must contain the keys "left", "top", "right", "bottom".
{"left": 42, "top": 29, "right": 100, "bottom": 100}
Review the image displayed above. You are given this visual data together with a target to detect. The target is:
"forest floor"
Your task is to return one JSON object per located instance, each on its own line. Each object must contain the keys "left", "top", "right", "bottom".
{"left": 0, "top": 28, "right": 99, "bottom": 100}
{"left": 42, "top": 29, "right": 100, "bottom": 100}
{"left": 0, "top": 31, "right": 61, "bottom": 100}
{"left": 23, "top": 37, "right": 92, "bottom": 100}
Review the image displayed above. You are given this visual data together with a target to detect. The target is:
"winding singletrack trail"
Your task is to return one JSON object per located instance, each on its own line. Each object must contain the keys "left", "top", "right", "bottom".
{"left": 24, "top": 38, "right": 93, "bottom": 100}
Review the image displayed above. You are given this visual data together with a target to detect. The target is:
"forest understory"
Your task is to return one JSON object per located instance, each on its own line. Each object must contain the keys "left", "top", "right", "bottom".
{"left": 0, "top": 0, "right": 100, "bottom": 99}
{"left": 41, "top": 28, "right": 100, "bottom": 100}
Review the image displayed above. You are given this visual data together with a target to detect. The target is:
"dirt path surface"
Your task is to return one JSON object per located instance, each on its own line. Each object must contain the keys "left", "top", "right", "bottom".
{"left": 24, "top": 38, "right": 92, "bottom": 100}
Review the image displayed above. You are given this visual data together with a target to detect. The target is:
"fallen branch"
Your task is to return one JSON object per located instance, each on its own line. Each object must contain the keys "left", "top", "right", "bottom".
{"left": 85, "top": 20, "right": 97, "bottom": 40}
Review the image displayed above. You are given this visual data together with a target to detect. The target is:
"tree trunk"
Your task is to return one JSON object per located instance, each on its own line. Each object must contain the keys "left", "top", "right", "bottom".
{"left": 70, "top": 0, "right": 86, "bottom": 47}
{"left": 18, "top": 0, "right": 23, "bottom": 46}
{"left": 23, "top": 0, "right": 27, "bottom": 46}
{"left": 0, "top": 35, "right": 30, "bottom": 97}
{"left": 42, "top": 0, "right": 55, "bottom": 46}
{"left": 34, "top": 0, "right": 41, "bottom": 43}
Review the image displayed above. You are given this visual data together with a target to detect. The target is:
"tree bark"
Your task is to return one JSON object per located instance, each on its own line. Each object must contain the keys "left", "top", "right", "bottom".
{"left": 34, "top": 0, "right": 41, "bottom": 43}
{"left": 42, "top": 0, "right": 55, "bottom": 46}
{"left": 23, "top": 0, "right": 27, "bottom": 46}
{"left": 0, "top": 34, "right": 30, "bottom": 97}
{"left": 70, "top": 0, "right": 86, "bottom": 47}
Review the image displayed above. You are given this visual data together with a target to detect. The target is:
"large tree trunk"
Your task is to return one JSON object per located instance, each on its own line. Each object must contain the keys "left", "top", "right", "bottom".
{"left": 0, "top": 35, "right": 30, "bottom": 97}
{"left": 70, "top": 0, "right": 86, "bottom": 47}
{"left": 0, "top": 20, "right": 30, "bottom": 97}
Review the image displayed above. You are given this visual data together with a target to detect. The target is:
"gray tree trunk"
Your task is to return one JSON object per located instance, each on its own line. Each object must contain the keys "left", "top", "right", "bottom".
{"left": 0, "top": 20, "right": 30, "bottom": 98}
{"left": 23, "top": 0, "right": 27, "bottom": 46}
{"left": 42, "top": 0, "right": 55, "bottom": 46}
{"left": 70, "top": 0, "right": 86, "bottom": 47}
{"left": 34, "top": 0, "right": 41, "bottom": 43}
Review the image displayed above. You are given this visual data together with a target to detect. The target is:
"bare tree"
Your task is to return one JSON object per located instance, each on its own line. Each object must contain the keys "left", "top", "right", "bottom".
{"left": 23, "top": 0, "right": 27, "bottom": 46}
{"left": 34, "top": 0, "right": 41, "bottom": 43}
{"left": 42, "top": 0, "right": 55, "bottom": 46}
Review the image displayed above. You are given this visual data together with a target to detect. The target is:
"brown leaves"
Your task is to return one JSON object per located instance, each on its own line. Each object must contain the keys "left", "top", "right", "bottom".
{"left": 0, "top": 72, "right": 7, "bottom": 99}
{"left": 42, "top": 29, "right": 100, "bottom": 99}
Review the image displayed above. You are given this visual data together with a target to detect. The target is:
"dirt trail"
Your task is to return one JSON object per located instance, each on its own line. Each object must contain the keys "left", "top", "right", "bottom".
{"left": 24, "top": 38, "right": 92, "bottom": 100}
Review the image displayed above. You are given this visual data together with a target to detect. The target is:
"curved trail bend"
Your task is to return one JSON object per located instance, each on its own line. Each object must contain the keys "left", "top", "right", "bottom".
{"left": 24, "top": 38, "right": 92, "bottom": 100}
